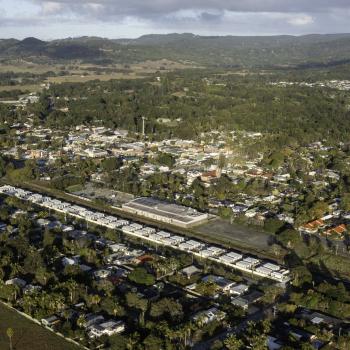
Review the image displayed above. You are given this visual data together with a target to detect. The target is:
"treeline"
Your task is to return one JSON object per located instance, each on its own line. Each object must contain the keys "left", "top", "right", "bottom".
{"left": 23, "top": 69, "right": 350, "bottom": 148}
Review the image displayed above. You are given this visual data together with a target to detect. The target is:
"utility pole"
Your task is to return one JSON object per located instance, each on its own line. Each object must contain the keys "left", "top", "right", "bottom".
{"left": 141, "top": 116, "right": 147, "bottom": 137}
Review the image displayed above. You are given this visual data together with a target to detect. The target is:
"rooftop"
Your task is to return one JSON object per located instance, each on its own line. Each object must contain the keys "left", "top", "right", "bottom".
{"left": 123, "top": 197, "right": 208, "bottom": 223}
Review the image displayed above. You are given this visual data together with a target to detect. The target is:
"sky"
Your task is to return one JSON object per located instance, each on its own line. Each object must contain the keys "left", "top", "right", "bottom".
{"left": 1, "top": 0, "right": 350, "bottom": 40}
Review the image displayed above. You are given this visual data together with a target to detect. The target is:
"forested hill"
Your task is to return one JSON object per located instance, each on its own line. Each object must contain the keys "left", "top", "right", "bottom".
{"left": 2, "top": 33, "right": 350, "bottom": 67}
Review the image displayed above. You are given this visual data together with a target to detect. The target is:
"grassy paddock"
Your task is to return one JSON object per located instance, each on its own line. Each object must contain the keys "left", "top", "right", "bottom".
{"left": 0, "top": 302, "right": 81, "bottom": 350}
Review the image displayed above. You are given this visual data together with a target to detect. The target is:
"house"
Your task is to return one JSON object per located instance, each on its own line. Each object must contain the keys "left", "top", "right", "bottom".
{"left": 268, "top": 336, "right": 284, "bottom": 350}
{"left": 5, "top": 278, "right": 27, "bottom": 288}
{"left": 299, "top": 219, "right": 325, "bottom": 234}
{"left": 296, "top": 309, "right": 343, "bottom": 329}
{"left": 326, "top": 224, "right": 346, "bottom": 236}
{"left": 201, "top": 275, "right": 236, "bottom": 293}
{"left": 201, "top": 169, "right": 221, "bottom": 183}
{"left": 23, "top": 284, "right": 42, "bottom": 294}
{"left": 192, "top": 307, "right": 226, "bottom": 325}
{"left": 80, "top": 264, "right": 93, "bottom": 272}
{"left": 232, "top": 290, "right": 263, "bottom": 310}
{"left": 84, "top": 148, "right": 108, "bottom": 158}
{"left": 36, "top": 218, "right": 51, "bottom": 227}
{"left": 84, "top": 314, "right": 105, "bottom": 328}
{"left": 229, "top": 284, "right": 249, "bottom": 296}
{"left": 41, "top": 315, "right": 61, "bottom": 327}
{"left": 231, "top": 297, "right": 250, "bottom": 310}
{"left": 181, "top": 265, "right": 202, "bottom": 279}
{"left": 89, "top": 320, "right": 126, "bottom": 338}
{"left": 94, "top": 269, "right": 112, "bottom": 279}
{"left": 62, "top": 256, "right": 80, "bottom": 267}
{"left": 109, "top": 243, "right": 128, "bottom": 253}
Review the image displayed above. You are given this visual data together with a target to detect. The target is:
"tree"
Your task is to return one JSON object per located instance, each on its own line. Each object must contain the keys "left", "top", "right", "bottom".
{"left": 101, "top": 157, "right": 122, "bottom": 172}
{"left": 101, "top": 298, "right": 125, "bottom": 317}
{"left": 128, "top": 267, "right": 155, "bottom": 286}
{"left": 63, "top": 279, "right": 78, "bottom": 303}
{"left": 0, "top": 155, "right": 7, "bottom": 178}
{"left": 125, "top": 292, "right": 148, "bottom": 326}
{"left": 150, "top": 298, "right": 183, "bottom": 320}
{"left": 77, "top": 314, "right": 86, "bottom": 328}
{"left": 35, "top": 266, "right": 52, "bottom": 286}
{"left": 264, "top": 218, "right": 285, "bottom": 234}
{"left": 143, "top": 334, "right": 163, "bottom": 350}
{"left": 224, "top": 334, "right": 243, "bottom": 350}
{"left": 7, "top": 328, "right": 14, "bottom": 350}
{"left": 308, "top": 201, "right": 328, "bottom": 220}
{"left": 87, "top": 294, "right": 101, "bottom": 307}
{"left": 341, "top": 193, "right": 350, "bottom": 211}
{"left": 247, "top": 334, "right": 268, "bottom": 350}
{"left": 126, "top": 332, "right": 140, "bottom": 350}
{"left": 277, "top": 229, "right": 301, "bottom": 249}
{"left": 218, "top": 153, "right": 226, "bottom": 170}
{"left": 154, "top": 152, "right": 176, "bottom": 168}
{"left": 292, "top": 266, "right": 313, "bottom": 287}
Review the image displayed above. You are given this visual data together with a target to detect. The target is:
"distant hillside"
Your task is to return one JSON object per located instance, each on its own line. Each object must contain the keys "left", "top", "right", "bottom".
{"left": 2, "top": 33, "right": 350, "bottom": 68}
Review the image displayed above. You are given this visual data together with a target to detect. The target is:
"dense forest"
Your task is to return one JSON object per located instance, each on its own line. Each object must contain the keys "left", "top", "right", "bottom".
{"left": 10, "top": 69, "right": 348, "bottom": 148}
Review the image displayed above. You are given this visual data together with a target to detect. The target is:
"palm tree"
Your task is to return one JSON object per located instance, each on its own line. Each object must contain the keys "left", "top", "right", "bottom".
{"left": 63, "top": 279, "right": 78, "bottom": 303}
{"left": 7, "top": 328, "right": 14, "bottom": 350}
{"left": 183, "top": 322, "right": 194, "bottom": 347}
{"left": 126, "top": 332, "right": 140, "bottom": 350}
{"left": 177, "top": 322, "right": 195, "bottom": 348}
{"left": 90, "top": 294, "right": 101, "bottom": 306}
{"left": 77, "top": 314, "right": 86, "bottom": 328}
{"left": 158, "top": 322, "right": 177, "bottom": 344}
{"left": 112, "top": 301, "right": 125, "bottom": 317}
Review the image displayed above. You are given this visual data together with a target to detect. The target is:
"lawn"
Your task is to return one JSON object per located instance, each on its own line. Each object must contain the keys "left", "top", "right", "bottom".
{"left": 0, "top": 303, "right": 82, "bottom": 350}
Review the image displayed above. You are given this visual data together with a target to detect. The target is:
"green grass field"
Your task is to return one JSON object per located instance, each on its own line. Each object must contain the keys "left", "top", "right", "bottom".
{"left": 0, "top": 303, "right": 81, "bottom": 350}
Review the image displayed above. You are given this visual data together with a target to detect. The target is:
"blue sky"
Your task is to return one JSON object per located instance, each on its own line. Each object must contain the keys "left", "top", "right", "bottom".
{"left": 1, "top": 0, "right": 350, "bottom": 39}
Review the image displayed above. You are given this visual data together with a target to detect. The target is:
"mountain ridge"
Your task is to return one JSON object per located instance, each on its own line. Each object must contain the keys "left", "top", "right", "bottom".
{"left": 2, "top": 33, "right": 350, "bottom": 67}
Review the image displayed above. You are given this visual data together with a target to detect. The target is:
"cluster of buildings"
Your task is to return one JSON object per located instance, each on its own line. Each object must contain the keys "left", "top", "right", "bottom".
{"left": 270, "top": 80, "right": 350, "bottom": 91}
{"left": 184, "top": 272, "right": 265, "bottom": 311}
{"left": 299, "top": 212, "right": 349, "bottom": 240}
{"left": 0, "top": 185, "right": 290, "bottom": 283}
{"left": 5, "top": 276, "right": 126, "bottom": 339}
{"left": 0, "top": 92, "right": 39, "bottom": 107}
{"left": 43, "top": 310, "right": 126, "bottom": 340}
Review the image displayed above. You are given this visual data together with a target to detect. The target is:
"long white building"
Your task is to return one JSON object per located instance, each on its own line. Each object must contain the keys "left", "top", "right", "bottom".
{"left": 122, "top": 197, "right": 209, "bottom": 228}
{"left": 0, "top": 185, "right": 290, "bottom": 283}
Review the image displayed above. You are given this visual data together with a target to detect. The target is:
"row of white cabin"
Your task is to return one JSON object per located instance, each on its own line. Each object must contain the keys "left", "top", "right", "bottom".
{"left": 0, "top": 185, "right": 290, "bottom": 283}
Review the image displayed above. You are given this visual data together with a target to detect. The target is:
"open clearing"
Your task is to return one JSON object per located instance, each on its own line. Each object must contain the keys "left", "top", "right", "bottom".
{"left": 197, "top": 218, "right": 274, "bottom": 256}
{"left": 46, "top": 59, "right": 193, "bottom": 84}
{"left": 0, "top": 84, "right": 42, "bottom": 92}
{"left": 0, "top": 59, "right": 194, "bottom": 92}
{"left": 0, "top": 303, "right": 81, "bottom": 350}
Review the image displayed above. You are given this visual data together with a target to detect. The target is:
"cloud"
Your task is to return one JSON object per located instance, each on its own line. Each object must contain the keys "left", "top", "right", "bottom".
{"left": 1, "top": 0, "right": 350, "bottom": 38}
{"left": 41, "top": 1, "right": 63, "bottom": 15}
{"left": 287, "top": 14, "right": 314, "bottom": 26}
{"left": 28, "top": 0, "right": 350, "bottom": 17}
{"left": 84, "top": 2, "right": 104, "bottom": 12}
